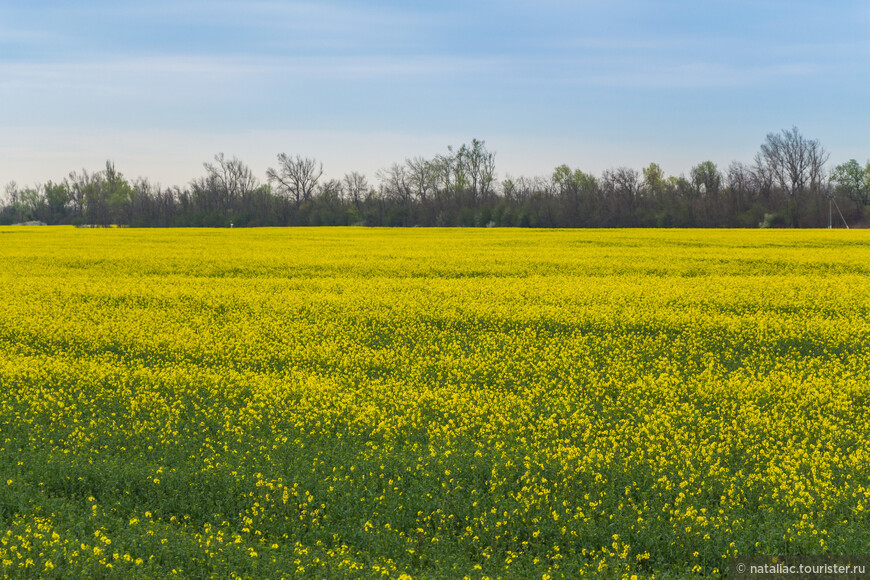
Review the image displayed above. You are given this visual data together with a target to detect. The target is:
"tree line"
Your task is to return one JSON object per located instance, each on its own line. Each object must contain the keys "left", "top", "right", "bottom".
{"left": 2, "top": 129, "right": 868, "bottom": 228}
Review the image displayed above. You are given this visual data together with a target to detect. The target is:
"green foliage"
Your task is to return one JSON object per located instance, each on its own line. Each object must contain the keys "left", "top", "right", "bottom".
{"left": 832, "top": 159, "right": 870, "bottom": 209}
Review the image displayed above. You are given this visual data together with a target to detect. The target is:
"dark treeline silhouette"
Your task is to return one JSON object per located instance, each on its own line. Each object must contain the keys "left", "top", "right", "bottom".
{"left": 3, "top": 129, "right": 868, "bottom": 228}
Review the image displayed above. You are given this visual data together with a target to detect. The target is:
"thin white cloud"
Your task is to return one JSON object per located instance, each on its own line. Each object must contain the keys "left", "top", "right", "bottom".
{"left": 581, "top": 61, "right": 818, "bottom": 89}
{"left": 210, "top": 0, "right": 419, "bottom": 27}
{"left": 2, "top": 0, "right": 867, "bottom": 189}
{"left": 559, "top": 36, "right": 691, "bottom": 51}
{"left": 88, "top": 0, "right": 426, "bottom": 52}
{"left": 0, "top": 25, "right": 48, "bottom": 44}
{"left": 0, "top": 53, "right": 506, "bottom": 92}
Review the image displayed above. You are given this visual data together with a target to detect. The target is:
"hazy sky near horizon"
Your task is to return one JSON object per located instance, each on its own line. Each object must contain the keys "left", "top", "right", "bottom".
{"left": 2, "top": 0, "right": 869, "bottom": 188}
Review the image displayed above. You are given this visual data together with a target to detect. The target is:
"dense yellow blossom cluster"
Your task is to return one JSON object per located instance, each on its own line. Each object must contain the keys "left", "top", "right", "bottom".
{"left": 1, "top": 227, "right": 868, "bottom": 578}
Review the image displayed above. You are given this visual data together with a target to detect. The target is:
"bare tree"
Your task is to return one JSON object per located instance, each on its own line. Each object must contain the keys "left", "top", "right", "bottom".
{"left": 758, "top": 127, "right": 828, "bottom": 226}
{"left": 318, "top": 178, "right": 342, "bottom": 201}
{"left": 266, "top": 154, "right": 323, "bottom": 206}
{"left": 725, "top": 161, "right": 755, "bottom": 216}
{"left": 406, "top": 156, "right": 436, "bottom": 202}
{"left": 466, "top": 139, "right": 496, "bottom": 201}
{"left": 377, "top": 163, "right": 412, "bottom": 206}
{"left": 602, "top": 167, "right": 641, "bottom": 210}
{"left": 314, "top": 178, "right": 344, "bottom": 221}
{"left": 450, "top": 145, "right": 470, "bottom": 198}
{"left": 2, "top": 181, "right": 17, "bottom": 205}
{"left": 433, "top": 148, "right": 456, "bottom": 202}
{"left": 513, "top": 175, "right": 550, "bottom": 202}
{"left": 203, "top": 153, "right": 259, "bottom": 208}
{"left": 3, "top": 181, "right": 22, "bottom": 222}
{"left": 751, "top": 152, "right": 775, "bottom": 203}
{"left": 342, "top": 171, "right": 369, "bottom": 210}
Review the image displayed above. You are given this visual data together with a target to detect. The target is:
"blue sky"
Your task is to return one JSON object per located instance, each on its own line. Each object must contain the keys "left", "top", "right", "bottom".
{"left": 2, "top": 0, "right": 868, "bottom": 188}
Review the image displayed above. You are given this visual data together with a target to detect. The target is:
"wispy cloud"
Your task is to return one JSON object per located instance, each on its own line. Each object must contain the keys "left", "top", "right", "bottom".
{"left": 1, "top": 0, "right": 868, "bottom": 188}
{"left": 0, "top": 53, "right": 504, "bottom": 89}
{"left": 581, "top": 61, "right": 819, "bottom": 89}
{"left": 0, "top": 25, "right": 48, "bottom": 44}
{"left": 48, "top": 0, "right": 430, "bottom": 55}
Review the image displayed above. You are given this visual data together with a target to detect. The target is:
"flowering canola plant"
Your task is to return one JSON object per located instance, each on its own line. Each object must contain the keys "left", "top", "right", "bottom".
{"left": 1, "top": 227, "right": 869, "bottom": 578}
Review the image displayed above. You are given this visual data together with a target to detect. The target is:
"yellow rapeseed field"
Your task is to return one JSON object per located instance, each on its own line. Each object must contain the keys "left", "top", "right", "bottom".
{"left": 1, "top": 227, "right": 869, "bottom": 578}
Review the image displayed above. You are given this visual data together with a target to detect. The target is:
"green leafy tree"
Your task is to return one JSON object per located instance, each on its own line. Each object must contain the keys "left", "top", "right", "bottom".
{"left": 44, "top": 181, "right": 70, "bottom": 224}
{"left": 690, "top": 161, "right": 721, "bottom": 198}
{"left": 19, "top": 186, "right": 46, "bottom": 222}
{"left": 642, "top": 163, "right": 666, "bottom": 199}
{"left": 831, "top": 159, "right": 870, "bottom": 215}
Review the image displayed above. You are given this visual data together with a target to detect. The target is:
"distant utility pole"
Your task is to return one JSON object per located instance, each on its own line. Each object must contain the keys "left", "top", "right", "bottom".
{"left": 827, "top": 194, "right": 849, "bottom": 229}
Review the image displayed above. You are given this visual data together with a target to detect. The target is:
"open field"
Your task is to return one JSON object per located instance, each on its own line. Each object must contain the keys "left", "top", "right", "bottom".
{"left": 1, "top": 227, "right": 870, "bottom": 578}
